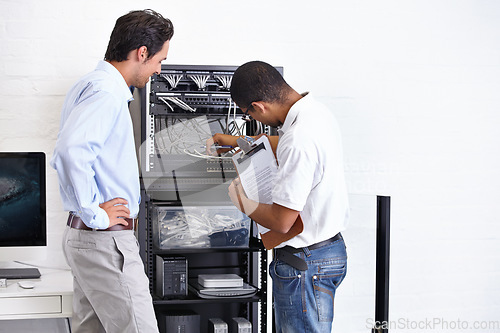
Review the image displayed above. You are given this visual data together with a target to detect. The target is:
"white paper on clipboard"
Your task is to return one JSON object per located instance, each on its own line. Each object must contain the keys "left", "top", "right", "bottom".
{"left": 231, "top": 136, "right": 277, "bottom": 235}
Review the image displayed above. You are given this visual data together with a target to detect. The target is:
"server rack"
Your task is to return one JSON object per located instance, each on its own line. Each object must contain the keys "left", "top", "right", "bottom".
{"left": 137, "top": 64, "right": 282, "bottom": 333}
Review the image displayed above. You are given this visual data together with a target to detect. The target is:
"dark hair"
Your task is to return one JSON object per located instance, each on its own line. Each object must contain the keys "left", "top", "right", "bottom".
{"left": 230, "top": 61, "right": 290, "bottom": 108}
{"left": 104, "top": 9, "right": 174, "bottom": 62}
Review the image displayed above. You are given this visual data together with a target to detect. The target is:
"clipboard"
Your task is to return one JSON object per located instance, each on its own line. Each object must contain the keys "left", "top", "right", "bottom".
{"left": 231, "top": 136, "right": 303, "bottom": 250}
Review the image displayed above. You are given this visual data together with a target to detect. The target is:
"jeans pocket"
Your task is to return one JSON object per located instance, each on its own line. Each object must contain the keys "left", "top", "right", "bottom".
{"left": 318, "top": 261, "right": 347, "bottom": 281}
{"left": 312, "top": 261, "right": 347, "bottom": 322}
{"left": 273, "top": 259, "right": 301, "bottom": 279}
{"left": 270, "top": 259, "right": 302, "bottom": 298}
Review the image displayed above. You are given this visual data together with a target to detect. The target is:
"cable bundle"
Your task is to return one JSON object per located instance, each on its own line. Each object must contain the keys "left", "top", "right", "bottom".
{"left": 161, "top": 74, "right": 183, "bottom": 89}
{"left": 188, "top": 75, "right": 210, "bottom": 90}
{"left": 215, "top": 75, "right": 232, "bottom": 90}
{"left": 158, "top": 96, "right": 196, "bottom": 112}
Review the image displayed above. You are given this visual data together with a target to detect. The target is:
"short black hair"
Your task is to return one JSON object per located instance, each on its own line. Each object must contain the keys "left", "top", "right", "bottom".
{"left": 104, "top": 9, "right": 174, "bottom": 62}
{"left": 230, "top": 61, "right": 290, "bottom": 108}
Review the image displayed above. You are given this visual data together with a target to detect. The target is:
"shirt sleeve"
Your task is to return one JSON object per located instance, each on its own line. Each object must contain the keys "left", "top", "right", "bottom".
{"left": 272, "top": 141, "right": 319, "bottom": 212}
{"left": 51, "top": 89, "right": 120, "bottom": 229}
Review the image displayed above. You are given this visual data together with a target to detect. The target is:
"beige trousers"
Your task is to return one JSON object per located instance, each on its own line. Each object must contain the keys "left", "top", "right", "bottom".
{"left": 63, "top": 226, "right": 159, "bottom": 333}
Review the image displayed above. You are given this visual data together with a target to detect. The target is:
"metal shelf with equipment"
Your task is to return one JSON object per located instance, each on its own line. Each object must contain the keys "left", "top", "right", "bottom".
{"left": 138, "top": 64, "right": 282, "bottom": 333}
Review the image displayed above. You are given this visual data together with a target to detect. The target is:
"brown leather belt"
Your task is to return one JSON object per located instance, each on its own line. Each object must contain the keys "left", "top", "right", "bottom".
{"left": 67, "top": 213, "right": 136, "bottom": 231}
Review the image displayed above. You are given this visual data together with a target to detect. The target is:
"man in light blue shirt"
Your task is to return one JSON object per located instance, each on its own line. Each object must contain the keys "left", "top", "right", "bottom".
{"left": 51, "top": 59, "right": 140, "bottom": 230}
{"left": 51, "top": 10, "right": 173, "bottom": 333}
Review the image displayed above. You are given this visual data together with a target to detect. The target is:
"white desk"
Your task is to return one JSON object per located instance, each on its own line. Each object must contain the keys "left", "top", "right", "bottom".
{"left": 0, "top": 268, "right": 73, "bottom": 320}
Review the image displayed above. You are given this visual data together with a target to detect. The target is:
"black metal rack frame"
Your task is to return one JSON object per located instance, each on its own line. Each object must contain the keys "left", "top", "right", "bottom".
{"left": 137, "top": 64, "right": 279, "bottom": 333}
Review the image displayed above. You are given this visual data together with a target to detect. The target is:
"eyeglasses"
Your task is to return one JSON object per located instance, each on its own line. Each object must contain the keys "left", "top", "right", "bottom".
{"left": 241, "top": 103, "right": 254, "bottom": 122}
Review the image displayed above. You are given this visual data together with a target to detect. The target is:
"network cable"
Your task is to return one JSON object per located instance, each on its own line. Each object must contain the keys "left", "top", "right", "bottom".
{"left": 161, "top": 74, "right": 183, "bottom": 89}
{"left": 188, "top": 74, "right": 210, "bottom": 90}
{"left": 158, "top": 96, "right": 196, "bottom": 112}
{"left": 215, "top": 75, "right": 232, "bottom": 90}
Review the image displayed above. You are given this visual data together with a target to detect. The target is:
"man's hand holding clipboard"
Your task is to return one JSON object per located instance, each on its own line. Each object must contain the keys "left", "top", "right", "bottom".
{"left": 226, "top": 135, "right": 303, "bottom": 250}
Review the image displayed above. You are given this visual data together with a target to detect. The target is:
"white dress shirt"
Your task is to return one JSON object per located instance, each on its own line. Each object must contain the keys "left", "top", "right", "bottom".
{"left": 272, "top": 92, "right": 349, "bottom": 248}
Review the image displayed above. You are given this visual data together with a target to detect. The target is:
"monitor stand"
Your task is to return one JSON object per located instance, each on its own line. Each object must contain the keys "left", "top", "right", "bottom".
{"left": 0, "top": 267, "right": 41, "bottom": 279}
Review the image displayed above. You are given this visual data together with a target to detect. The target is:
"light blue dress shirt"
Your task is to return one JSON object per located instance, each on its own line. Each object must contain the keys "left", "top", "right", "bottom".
{"left": 51, "top": 61, "right": 140, "bottom": 229}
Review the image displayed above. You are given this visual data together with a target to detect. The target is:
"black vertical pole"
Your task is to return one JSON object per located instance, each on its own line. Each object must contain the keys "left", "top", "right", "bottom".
{"left": 373, "top": 196, "right": 390, "bottom": 333}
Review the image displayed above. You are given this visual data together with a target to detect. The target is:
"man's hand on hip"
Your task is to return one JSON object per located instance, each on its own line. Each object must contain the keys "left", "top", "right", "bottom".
{"left": 99, "top": 198, "right": 130, "bottom": 227}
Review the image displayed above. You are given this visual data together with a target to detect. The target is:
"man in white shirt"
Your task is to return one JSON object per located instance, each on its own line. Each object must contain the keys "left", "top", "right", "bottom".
{"left": 51, "top": 10, "right": 173, "bottom": 333}
{"left": 211, "top": 61, "right": 349, "bottom": 332}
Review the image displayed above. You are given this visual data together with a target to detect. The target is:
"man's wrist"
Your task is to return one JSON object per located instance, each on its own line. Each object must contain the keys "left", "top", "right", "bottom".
{"left": 241, "top": 195, "right": 258, "bottom": 218}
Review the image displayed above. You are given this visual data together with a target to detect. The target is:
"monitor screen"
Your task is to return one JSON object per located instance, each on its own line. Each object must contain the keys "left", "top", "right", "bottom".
{"left": 0, "top": 152, "right": 46, "bottom": 247}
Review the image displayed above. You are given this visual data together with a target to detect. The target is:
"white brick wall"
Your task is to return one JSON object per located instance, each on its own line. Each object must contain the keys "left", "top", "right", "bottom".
{"left": 1, "top": 1, "right": 499, "bottom": 332}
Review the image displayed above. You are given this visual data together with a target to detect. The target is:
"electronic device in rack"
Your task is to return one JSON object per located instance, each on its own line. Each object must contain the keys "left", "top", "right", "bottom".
{"left": 189, "top": 279, "right": 257, "bottom": 299}
{"left": 158, "top": 310, "right": 200, "bottom": 333}
{"left": 230, "top": 317, "right": 252, "bottom": 333}
{"left": 150, "top": 65, "right": 238, "bottom": 115}
{"left": 208, "top": 318, "right": 228, "bottom": 333}
{"left": 198, "top": 273, "right": 243, "bottom": 288}
{"left": 155, "top": 255, "right": 188, "bottom": 299}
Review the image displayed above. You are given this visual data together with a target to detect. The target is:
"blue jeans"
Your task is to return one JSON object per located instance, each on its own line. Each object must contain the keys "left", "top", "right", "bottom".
{"left": 270, "top": 236, "right": 347, "bottom": 333}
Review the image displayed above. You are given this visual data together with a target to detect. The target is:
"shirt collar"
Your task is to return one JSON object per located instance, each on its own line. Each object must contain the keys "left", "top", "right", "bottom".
{"left": 278, "top": 92, "right": 310, "bottom": 136}
{"left": 95, "top": 60, "right": 134, "bottom": 102}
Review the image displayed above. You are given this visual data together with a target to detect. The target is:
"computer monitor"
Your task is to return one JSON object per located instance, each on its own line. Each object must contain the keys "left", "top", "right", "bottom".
{"left": 0, "top": 152, "right": 47, "bottom": 277}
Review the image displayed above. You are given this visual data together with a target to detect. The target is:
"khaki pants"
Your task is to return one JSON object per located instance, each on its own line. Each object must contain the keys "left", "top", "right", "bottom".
{"left": 63, "top": 226, "right": 159, "bottom": 333}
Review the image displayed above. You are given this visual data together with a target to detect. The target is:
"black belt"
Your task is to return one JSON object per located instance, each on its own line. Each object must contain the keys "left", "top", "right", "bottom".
{"left": 67, "top": 213, "right": 136, "bottom": 231}
{"left": 274, "top": 233, "right": 342, "bottom": 271}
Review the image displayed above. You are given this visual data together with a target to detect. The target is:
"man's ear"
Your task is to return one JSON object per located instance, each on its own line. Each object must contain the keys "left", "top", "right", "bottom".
{"left": 137, "top": 46, "right": 148, "bottom": 62}
{"left": 252, "top": 101, "right": 267, "bottom": 114}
